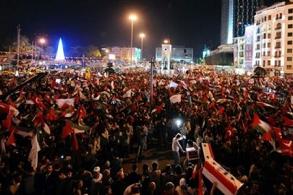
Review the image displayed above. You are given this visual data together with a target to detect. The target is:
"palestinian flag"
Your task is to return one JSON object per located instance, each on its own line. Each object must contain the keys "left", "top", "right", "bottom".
{"left": 252, "top": 113, "right": 272, "bottom": 133}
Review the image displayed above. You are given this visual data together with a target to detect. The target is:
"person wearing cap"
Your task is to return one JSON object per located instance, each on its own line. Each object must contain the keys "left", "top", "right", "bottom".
{"left": 112, "top": 168, "right": 127, "bottom": 195}
{"left": 175, "top": 178, "right": 188, "bottom": 195}
{"left": 163, "top": 182, "right": 175, "bottom": 195}
{"left": 90, "top": 166, "right": 103, "bottom": 195}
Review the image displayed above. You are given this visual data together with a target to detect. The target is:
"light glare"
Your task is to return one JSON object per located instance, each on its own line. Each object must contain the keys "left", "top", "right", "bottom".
{"left": 129, "top": 14, "right": 137, "bottom": 21}
{"left": 139, "top": 33, "right": 145, "bottom": 39}
{"left": 39, "top": 37, "right": 46, "bottom": 45}
{"left": 175, "top": 119, "right": 183, "bottom": 127}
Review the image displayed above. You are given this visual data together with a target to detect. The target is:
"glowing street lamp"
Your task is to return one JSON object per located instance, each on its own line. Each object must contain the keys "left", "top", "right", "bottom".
{"left": 38, "top": 37, "right": 46, "bottom": 45}
{"left": 36, "top": 37, "right": 47, "bottom": 61}
{"left": 129, "top": 14, "right": 138, "bottom": 22}
{"left": 163, "top": 39, "right": 170, "bottom": 44}
{"left": 139, "top": 32, "right": 145, "bottom": 60}
{"left": 128, "top": 13, "right": 137, "bottom": 65}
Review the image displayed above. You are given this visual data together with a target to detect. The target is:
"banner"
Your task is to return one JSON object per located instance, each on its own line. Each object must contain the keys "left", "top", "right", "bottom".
{"left": 201, "top": 143, "right": 215, "bottom": 161}
{"left": 201, "top": 143, "right": 243, "bottom": 195}
{"left": 170, "top": 94, "right": 181, "bottom": 104}
{"left": 56, "top": 98, "right": 75, "bottom": 108}
{"left": 202, "top": 160, "right": 243, "bottom": 195}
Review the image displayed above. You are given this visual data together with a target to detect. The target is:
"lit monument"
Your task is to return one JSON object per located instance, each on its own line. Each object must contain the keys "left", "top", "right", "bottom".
{"left": 55, "top": 38, "right": 65, "bottom": 61}
{"left": 161, "top": 39, "right": 172, "bottom": 70}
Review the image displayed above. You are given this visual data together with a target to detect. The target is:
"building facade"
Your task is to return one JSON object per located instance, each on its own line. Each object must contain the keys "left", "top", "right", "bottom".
{"left": 234, "top": 36, "right": 245, "bottom": 68}
{"left": 234, "top": 0, "right": 262, "bottom": 37}
{"left": 108, "top": 47, "right": 141, "bottom": 63}
{"left": 221, "top": 0, "right": 262, "bottom": 43}
{"left": 155, "top": 47, "right": 193, "bottom": 64}
{"left": 234, "top": 25, "right": 256, "bottom": 71}
{"left": 253, "top": 1, "right": 293, "bottom": 75}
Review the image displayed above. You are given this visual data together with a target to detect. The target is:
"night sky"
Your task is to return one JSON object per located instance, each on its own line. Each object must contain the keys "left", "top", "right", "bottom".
{"left": 0, "top": 0, "right": 223, "bottom": 58}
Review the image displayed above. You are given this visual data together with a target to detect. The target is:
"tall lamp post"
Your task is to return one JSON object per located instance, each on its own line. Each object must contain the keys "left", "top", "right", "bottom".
{"left": 139, "top": 32, "right": 145, "bottom": 61}
{"left": 129, "top": 14, "right": 137, "bottom": 66}
{"left": 38, "top": 37, "right": 46, "bottom": 60}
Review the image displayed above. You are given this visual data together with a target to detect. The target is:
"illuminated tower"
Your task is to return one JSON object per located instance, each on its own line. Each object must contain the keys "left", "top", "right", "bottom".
{"left": 55, "top": 38, "right": 65, "bottom": 61}
{"left": 234, "top": 0, "right": 262, "bottom": 37}
{"left": 221, "top": 0, "right": 234, "bottom": 44}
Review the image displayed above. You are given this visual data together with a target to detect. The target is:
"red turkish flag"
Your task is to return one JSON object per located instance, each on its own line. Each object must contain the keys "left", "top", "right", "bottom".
{"left": 62, "top": 121, "right": 73, "bottom": 139}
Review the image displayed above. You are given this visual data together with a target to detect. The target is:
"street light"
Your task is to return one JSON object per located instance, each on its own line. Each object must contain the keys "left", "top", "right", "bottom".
{"left": 129, "top": 13, "right": 137, "bottom": 65}
{"left": 37, "top": 37, "right": 46, "bottom": 61}
{"left": 139, "top": 32, "right": 145, "bottom": 60}
{"left": 163, "top": 39, "right": 170, "bottom": 44}
{"left": 38, "top": 37, "right": 46, "bottom": 45}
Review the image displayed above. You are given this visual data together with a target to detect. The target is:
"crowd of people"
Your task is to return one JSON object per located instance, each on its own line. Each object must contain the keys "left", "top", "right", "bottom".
{"left": 0, "top": 67, "right": 292, "bottom": 195}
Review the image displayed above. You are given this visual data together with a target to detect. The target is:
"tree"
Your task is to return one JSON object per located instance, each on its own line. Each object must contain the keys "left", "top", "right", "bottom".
{"left": 86, "top": 46, "right": 102, "bottom": 58}
{"left": 11, "top": 35, "right": 34, "bottom": 54}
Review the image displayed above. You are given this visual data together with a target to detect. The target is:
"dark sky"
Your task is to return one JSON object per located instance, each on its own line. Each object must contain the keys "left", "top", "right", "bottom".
{"left": 0, "top": 0, "right": 222, "bottom": 58}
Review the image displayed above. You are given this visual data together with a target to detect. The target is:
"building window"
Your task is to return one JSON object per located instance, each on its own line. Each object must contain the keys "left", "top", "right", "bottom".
{"left": 275, "top": 51, "right": 278, "bottom": 57}
{"left": 263, "top": 60, "right": 266, "bottom": 66}
{"left": 289, "top": 8, "right": 293, "bottom": 14}
{"left": 275, "top": 32, "right": 281, "bottom": 39}
{"left": 268, "top": 60, "right": 271, "bottom": 66}
{"left": 256, "top": 44, "right": 260, "bottom": 50}
{"left": 287, "top": 65, "right": 292, "bottom": 69}
{"left": 276, "top": 23, "right": 282, "bottom": 29}
{"left": 263, "top": 43, "right": 266, "bottom": 48}
{"left": 280, "top": 13, "right": 282, "bottom": 19}
{"left": 287, "top": 57, "right": 292, "bottom": 61}
{"left": 263, "top": 33, "right": 266, "bottom": 39}
{"left": 289, "top": 16, "right": 293, "bottom": 20}
{"left": 288, "top": 48, "right": 293, "bottom": 53}
{"left": 268, "top": 33, "right": 271, "bottom": 38}
{"left": 268, "top": 42, "right": 271, "bottom": 47}
{"left": 268, "top": 15, "right": 271, "bottom": 20}
{"left": 288, "top": 24, "right": 293, "bottom": 28}
{"left": 275, "top": 42, "right": 281, "bottom": 48}
{"left": 288, "top": 41, "right": 293, "bottom": 45}
{"left": 267, "top": 51, "right": 271, "bottom": 56}
{"left": 288, "top": 32, "right": 293, "bottom": 37}
{"left": 263, "top": 51, "right": 266, "bottom": 56}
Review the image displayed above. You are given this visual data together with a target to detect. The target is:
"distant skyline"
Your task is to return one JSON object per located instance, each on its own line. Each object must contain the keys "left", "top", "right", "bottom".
{"left": 0, "top": 0, "right": 282, "bottom": 58}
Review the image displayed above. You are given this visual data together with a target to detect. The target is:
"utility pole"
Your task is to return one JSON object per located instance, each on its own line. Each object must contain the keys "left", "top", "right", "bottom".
{"left": 16, "top": 24, "right": 21, "bottom": 66}
{"left": 31, "top": 41, "right": 35, "bottom": 64}
{"left": 150, "top": 58, "right": 155, "bottom": 106}
{"left": 130, "top": 20, "right": 134, "bottom": 66}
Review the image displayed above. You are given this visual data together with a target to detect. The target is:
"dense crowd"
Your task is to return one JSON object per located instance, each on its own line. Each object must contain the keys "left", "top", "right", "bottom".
{"left": 0, "top": 68, "right": 292, "bottom": 195}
